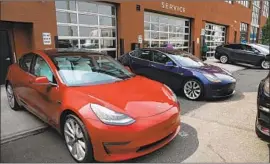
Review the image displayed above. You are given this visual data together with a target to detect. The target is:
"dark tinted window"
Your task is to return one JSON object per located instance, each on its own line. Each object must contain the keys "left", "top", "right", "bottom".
{"left": 19, "top": 53, "right": 34, "bottom": 72}
{"left": 131, "top": 50, "right": 153, "bottom": 61}
{"left": 241, "top": 45, "right": 254, "bottom": 51}
{"left": 224, "top": 44, "right": 243, "bottom": 50}
{"left": 153, "top": 51, "right": 173, "bottom": 64}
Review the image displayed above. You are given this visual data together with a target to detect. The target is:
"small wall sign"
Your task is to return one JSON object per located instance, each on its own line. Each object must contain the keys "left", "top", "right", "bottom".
{"left": 161, "top": 2, "right": 185, "bottom": 13}
{"left": 138, "top": 35, "right": 143, "bottom": 44}
{"left": 42, "top": 32, "right": 51, "bottom": 45}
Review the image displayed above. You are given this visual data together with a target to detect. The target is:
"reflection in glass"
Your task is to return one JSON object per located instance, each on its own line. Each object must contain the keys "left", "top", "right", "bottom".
{"left": 98, "top": 5, "right": 116, "bottom": 15}
{"left": 100, "top": 39, "right": 116, "bottom": 48}
{"left": 144, "top": 13, "right": 150, "bottom": 22}
{"left": 55, "top": 1, "right": 76, "bottom": 10}
{"left": 79, "top": 14, "right": 98, "bottom": 25}
{"left": 160, "top": 24, "right": 168, "bottom": 32}
{"left": 79, "top": 27, "right": 99, "bottom": 37}
{"left": 151, "top": 23, "right": 159, "bottom": 31}
{"left": 77, "top": 2, "right": 97, "bottom": 13}
{"left": 100, "top": 28, "right": 116, "bottom": 37}
{"left": 80, "top": 39, "right": 99, "bottom": 49}
{"left": 144, "top": 31, "right": 150, "bottom": 39}
{"left": 160, "top": 41, "right": 168, "bottom": 47}
{"left": 56, "top": 12, "right": 77, "bottom": 24}
{"left": 143, "top": 40, "right": 150, "bottom": 48}
{"left": 160, "top": 33, "right": 168, "bottom": 39}
{"left": 58, "top": 39, "right": 78, "bottom": 48}
{"left": 151, "top": 32, "right": 159, "bottom": 39}
{"left": 57, "top": 26, "right": 78, "bottom": 36}
{"left": 150, "top": 41, "right": 159, "bottom": 47}
{"left": 99, "top": 16, "right": 116, "bottom": 26}
{"left": 144, "top": 23, "right": 150, "bottom": 30}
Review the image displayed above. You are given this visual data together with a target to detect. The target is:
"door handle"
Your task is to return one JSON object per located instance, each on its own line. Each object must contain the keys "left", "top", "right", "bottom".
{"left": 150, "top": 64, "right": 156, "bottom": 67}
{"left": 131, "top": 60, "right": 135, "bottom": 63}
{"left": 5, "top": 57, "right": 10, "bottom": 61}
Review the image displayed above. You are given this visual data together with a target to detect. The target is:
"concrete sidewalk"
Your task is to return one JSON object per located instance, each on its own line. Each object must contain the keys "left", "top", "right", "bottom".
{"left": 1, "top": 86, "right": 47, "bottom": 144}
{"left": 205, "top": 58, "right": 247, "bottom": 73}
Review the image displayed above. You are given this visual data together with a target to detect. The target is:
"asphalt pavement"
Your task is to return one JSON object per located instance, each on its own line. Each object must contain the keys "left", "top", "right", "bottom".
{"left": 1, "top": 68, "right": 270, "bottom": 163}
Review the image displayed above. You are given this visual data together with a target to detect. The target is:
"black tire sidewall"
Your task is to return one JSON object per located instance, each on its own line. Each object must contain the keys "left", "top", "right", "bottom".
{"left": 64, "top": 114, "right": 94, "bottom": 163}
{"left": 6, "top": 83, "right": 20, "bottom": 110}
{"left": 183, "top": 78, "right": 204, "bottom": 101}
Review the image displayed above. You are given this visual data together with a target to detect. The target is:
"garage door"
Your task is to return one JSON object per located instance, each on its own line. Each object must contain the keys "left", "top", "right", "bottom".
{"left": 144, "top": 12, "right": 190, "bottom": 52}
{"left": 205, "top": 23, "right": 226, "bottom": 57}
{"left": 55, "top": 1, "right": 117, "bottom": 58}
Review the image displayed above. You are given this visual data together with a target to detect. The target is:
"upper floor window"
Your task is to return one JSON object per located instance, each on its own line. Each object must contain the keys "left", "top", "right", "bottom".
{"left": 251, "top": 1, "right": 261, "bottom": 26}
{"left": 236, "top": 0, "right": 250, "bottom": 8}
{"left": 263, "top": 1, "right": 269, "bottom": 17}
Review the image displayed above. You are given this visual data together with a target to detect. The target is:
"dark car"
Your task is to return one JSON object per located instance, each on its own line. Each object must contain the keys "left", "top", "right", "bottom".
{"left": 215, "top": 43, "right": 270, "bottom": 69}
{"left": 118, "top": 48, "right": 236, "bottom": 101}
{"left": 256, "top": 54, "right": 270, "bottom": 140}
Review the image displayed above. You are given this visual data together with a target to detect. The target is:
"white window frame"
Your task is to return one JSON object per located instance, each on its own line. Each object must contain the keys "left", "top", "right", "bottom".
{"left": 263, "top": 1, "right": 269, "bottom": 17}
{"left": 55, "top": 1, "right": 118, "bottom": 57}
{"left": 205, "top": 23, "right": 226, "bottom": 57}
{"left": 236, "top": 0, "right": 250, "bottom": 8}
{"left": 144, "top": 12, "right": 191, "bottom": 52}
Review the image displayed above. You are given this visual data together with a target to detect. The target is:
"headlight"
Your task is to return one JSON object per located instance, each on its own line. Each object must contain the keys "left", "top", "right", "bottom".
{"left": 90, "top": 104, "right": 135, "bottom": 126}
{"left": 163, "top": 84, "right": 178, "bottom": 103}
{"left": 264, "top": 78, "right": 270, "bottom": 96}
{"left": 203, "top": 73, "right": 221, "bottom": 83}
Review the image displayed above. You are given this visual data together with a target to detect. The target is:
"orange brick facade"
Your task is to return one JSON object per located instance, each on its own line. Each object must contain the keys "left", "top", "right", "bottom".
{"left": 0, "top": 1, "right": 268, "bottom": 59}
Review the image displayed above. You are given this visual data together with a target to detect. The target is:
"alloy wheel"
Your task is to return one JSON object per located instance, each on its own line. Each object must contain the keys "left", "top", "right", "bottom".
{"left": 220, "top": 55, "right": 228, "bottom": 64}
{"left": 6, "top": 84, "right": 15, "bottom": 108}
{"left": 261, "top": 60, "right": 270, "bottom": 70}
{"left": 184, "top": 80, "right": 202, "bottom": 100}
{"left": 64, "top": 118, "right": 86, "bottom": 162}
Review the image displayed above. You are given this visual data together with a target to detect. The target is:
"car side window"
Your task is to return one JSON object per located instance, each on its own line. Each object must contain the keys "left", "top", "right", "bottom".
{"left": 224, "top": 44, "right": 243, "bottom": 50}
{"left": 132, "top": 50, "right": 153, "bottom": 61}
{"left": 33, "top": 56, "right": 55, "bottom": 83}
{"left": 153, "top": 51, "right": 174, "bottom": 65}
{"left": 242, "top": 45, "right": 254, "bottom": 52}
{"left": 19, "top": 53, "right": 35, "bottom": 72}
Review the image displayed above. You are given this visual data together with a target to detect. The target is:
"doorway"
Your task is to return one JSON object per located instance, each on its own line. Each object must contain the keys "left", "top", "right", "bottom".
{"left": 0, "top": 30, "right": 13, "bottom": 85}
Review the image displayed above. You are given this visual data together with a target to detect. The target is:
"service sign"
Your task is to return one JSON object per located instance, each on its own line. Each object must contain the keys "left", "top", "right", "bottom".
{"left": 161, "top": 2, "right": 185, "bottom": 13}
{"left": 42, "top": 32, "right": 51, "bottom": 45}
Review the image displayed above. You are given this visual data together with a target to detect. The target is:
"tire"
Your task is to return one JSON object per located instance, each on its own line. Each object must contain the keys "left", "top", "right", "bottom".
{"left": 260, "top": 60, "right": 270, "bottom": 70}
{"left": 6, "top": 83, "right": 21, "bottom": 111}
{"left": 183, "top": 79, "right": 204, "bottom": 101}
{"left": 63, "top": 114, "right": 94, "bottom": 163}
{"left": 220, "top": 55, "right": 229, "bottom": 64}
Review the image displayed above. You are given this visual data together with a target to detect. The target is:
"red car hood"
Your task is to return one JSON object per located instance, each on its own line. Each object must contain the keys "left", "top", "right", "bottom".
{"left": 72, "top": 76, "right": 176, "bottom": 118}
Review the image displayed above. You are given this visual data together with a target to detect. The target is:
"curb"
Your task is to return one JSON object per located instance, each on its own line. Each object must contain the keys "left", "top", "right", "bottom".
{"left": 1, "top": 125, "right": 48, "bottom": 145}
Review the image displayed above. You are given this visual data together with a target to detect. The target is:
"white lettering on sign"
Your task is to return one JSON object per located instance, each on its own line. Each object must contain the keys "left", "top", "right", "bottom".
{"left": 161, "top": 2, "right": 185, "bottom": 13}
{"left": 42, "top": 32, "right": 51, "bottom": 45}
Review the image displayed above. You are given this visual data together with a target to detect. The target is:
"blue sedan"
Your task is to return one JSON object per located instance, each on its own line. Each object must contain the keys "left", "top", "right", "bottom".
{"left": 118, "top": 48, "right": 236, "bottom": 100}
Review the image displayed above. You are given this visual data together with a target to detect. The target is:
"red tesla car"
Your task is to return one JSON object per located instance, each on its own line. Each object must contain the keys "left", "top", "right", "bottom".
{"left": 5, "top": 49, "right": 181, "bottom": 162}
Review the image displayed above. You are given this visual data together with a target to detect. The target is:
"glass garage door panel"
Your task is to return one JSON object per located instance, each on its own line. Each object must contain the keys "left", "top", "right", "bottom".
{"left": 144, "top": 12, "right": 190, "bottom": 52}
{"left": 55, "top": 1, "right": 117, "bottom": 58}
{"left": 205, "top": 23, "right": 226, "bottom": 57}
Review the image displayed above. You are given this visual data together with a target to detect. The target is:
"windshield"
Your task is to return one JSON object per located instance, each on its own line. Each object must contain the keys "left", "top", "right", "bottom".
{"left": 169, "top": 54, "right": 205, "bottom": 67}
{"left": 52, "top": 54, "right": 135, "bottom": 86}
{"left": 250, "top": 44, "right": 269, "bottom": 54}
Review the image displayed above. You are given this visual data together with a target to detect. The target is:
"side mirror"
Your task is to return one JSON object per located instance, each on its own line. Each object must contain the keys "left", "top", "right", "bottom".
{"left": 31, "top": 76, "right": 57, "bottom": 87}
{"left": 165, "top": 61, "right": 175, "bottom": 67}
{"left": 266, "top": 55, "right": 270, "bottom": 61}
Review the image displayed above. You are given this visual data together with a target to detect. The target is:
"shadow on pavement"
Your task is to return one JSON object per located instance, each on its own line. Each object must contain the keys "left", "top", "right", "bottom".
{"left": 123, "top": 122, "right": 199, "bottom": 163}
